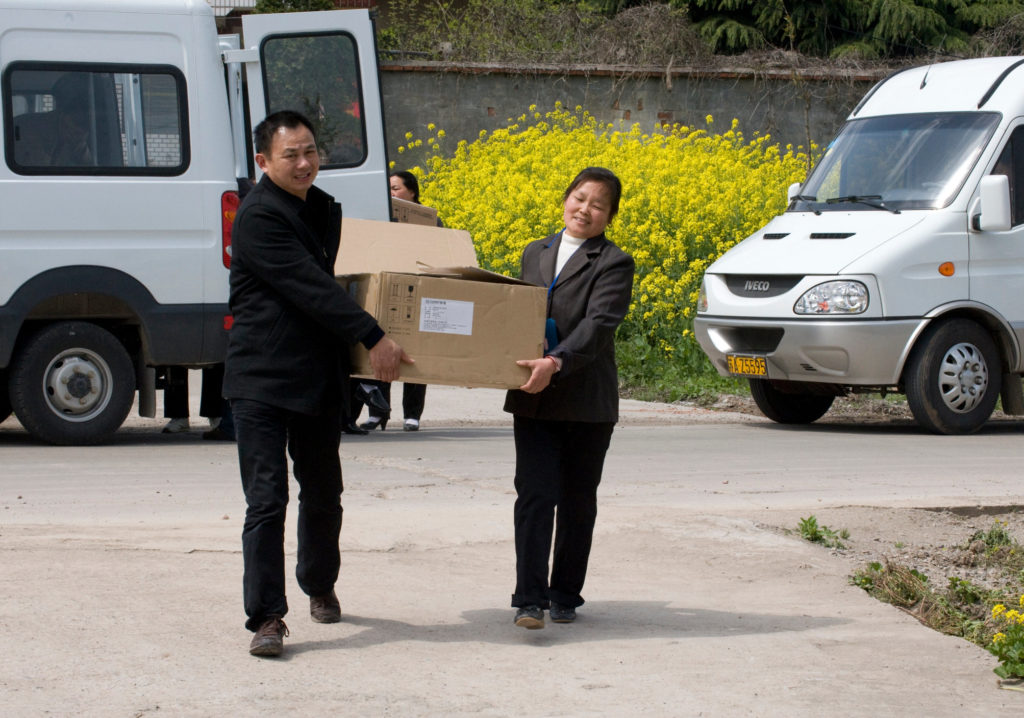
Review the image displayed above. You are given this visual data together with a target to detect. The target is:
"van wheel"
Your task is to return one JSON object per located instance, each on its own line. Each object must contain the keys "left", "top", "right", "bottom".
{"left": 905, "top": 319, "right": 1000, "bottom": 435}
{"left": 9, "top": 322, "right": 135, "bottom": 445}
{"left": 749, "top": 379, "right": 834, "bottom": 424}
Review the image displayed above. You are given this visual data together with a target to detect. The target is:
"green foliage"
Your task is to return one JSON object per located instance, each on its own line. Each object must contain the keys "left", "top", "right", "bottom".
{"left": 255, "top": 0, "right": 334, "bottom": 12}
{"left": 969, "top": 520, "right": 1017, "bottom": 550}
{"left": 678, "top": 0, "right": 1024, "bottom": 58}
{"left": 948, "top": 576, "right": 986, "bottom": 605}
{"left": 798, "top": 515, "right": 850, "bottom": 549}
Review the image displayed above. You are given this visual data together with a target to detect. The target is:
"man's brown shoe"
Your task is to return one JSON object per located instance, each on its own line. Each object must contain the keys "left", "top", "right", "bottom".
{"left": 249, "top": 616, "right": 288, "bottom": 657}
{"left": 310, "top": 591, "right": 341, "bottom": 623}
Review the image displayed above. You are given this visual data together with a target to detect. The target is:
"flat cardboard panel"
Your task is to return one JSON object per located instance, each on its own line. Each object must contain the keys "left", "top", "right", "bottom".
{"left": 339, "top": 271, "right": 547, "bottom": 390}
{"left": 390, "top": 196, "right": 440, "bottom": 226}
{"left": 336, "top": 218, "right": 477, "bottom": 275}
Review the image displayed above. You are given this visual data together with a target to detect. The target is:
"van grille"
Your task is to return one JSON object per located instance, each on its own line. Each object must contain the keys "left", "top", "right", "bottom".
{"left": 762, "top": 232, "right": 789, "bottom": 240}
{"left": 724, "top": 275, "right": 803, "bottom": 298}
{"left": 809, "top": 232, "right": 854, "bottom": 239}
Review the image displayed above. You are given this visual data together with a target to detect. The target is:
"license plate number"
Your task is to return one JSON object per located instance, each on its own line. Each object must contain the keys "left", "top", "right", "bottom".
{"left": 727, "top": 354, "right": 767, "bottom": 377}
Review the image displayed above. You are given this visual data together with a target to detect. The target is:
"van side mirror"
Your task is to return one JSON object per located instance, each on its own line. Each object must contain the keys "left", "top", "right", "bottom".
{"left": 976, "top": 174, "right": 1011, "bottom": 231}
{"left": 787, "top": 182, "right": 802, "bottom": 203}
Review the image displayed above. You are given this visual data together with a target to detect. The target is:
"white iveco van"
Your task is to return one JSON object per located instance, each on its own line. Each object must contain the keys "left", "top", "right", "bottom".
{"left": 0, "top": 0, "right": 390, "bottom": 444}
{"left": 695, "top": 56, "right": 1024, "bottom": 434}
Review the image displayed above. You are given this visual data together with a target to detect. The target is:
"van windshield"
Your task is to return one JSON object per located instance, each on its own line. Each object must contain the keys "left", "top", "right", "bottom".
{"left": 792, "top": 112, "right": 1000, "bottom": 212}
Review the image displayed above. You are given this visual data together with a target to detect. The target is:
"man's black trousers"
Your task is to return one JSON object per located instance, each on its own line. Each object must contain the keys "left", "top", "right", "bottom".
{"left": 232, "top": 398, "right": 343, "bottom": 631}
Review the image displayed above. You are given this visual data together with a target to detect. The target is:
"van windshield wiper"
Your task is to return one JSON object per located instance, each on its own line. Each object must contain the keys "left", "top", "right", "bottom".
{"left": 825, "top": 195, "right": 900, "bottom": 214}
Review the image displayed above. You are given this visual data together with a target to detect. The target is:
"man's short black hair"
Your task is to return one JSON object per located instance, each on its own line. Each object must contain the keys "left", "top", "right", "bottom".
{"left": 253, "top": 110, "right": 316, "bottom": 156}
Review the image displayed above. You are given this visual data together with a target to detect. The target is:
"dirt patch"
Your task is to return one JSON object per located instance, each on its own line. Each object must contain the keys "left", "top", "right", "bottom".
{"left": 752, "top": 504, "right": 1024, "bottom": 643}
{"left": 710, "top": 392, "right": 917, "bottom": 424}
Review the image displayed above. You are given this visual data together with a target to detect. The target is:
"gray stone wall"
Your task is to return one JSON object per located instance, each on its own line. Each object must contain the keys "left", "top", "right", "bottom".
{"left": 380, "top": 64, "right": 884, "bottom": 171}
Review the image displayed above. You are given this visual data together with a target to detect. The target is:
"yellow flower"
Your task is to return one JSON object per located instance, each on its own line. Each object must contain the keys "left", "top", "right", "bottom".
{"left": 993, "top": 604, "right": 1007, "bottom": 618}
{"left": 993, "top": 632, "right": 1007, "bottom": 644}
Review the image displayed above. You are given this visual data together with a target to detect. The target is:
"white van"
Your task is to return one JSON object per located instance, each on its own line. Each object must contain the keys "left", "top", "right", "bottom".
{"left": 0, "top": 0, "right": 391, "bottom": 444}
{"left": 695, "top": 56, "right": 1024, "bottom": 434}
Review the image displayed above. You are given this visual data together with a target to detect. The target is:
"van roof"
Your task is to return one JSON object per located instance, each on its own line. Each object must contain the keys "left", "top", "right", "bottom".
{"left": 853, "top": 57, "right": 1024, "bottom": 119}
{"left": 0, "top": 0, "right": 213, "bottom": 17}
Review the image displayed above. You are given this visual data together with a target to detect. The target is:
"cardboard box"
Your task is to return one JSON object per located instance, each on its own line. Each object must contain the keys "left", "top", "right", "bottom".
{"left": 340, "top": 270, "right": 546, "bottom": 389}
{"left": 390, "top": 196, "right": 440, "bottom": 226}
{"left": 336, "top": 218, "right": 547, "bottom": 390}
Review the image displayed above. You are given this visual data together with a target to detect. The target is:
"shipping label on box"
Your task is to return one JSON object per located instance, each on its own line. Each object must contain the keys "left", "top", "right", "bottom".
{"left": 339, "top": 271, "right": 547, "bottom": 390}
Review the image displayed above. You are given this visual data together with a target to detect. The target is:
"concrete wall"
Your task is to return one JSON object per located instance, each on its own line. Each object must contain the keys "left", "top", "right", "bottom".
{"left": 380, "top": 64, "right": 884, "bottom": 171}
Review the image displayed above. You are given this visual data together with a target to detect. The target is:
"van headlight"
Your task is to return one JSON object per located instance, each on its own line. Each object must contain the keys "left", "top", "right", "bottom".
{"left": 697, "top": 278, "right": 708, "bottom": 313}
{"left": 794, "top": 280, "right": 868, "bottom": 315}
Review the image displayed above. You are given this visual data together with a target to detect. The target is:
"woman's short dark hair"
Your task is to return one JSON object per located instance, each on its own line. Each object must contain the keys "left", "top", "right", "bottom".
{"left": 253, "top": 110, "right": 316, "bottom": 156}
{"left": 563, "top": 167, "right": 622, "bottom": 219}
{"left": 391, "top": 170, "right": 420, "bottom": 203}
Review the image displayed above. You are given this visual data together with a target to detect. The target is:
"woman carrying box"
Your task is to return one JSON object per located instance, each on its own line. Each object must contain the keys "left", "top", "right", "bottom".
{"left": 504, "top": 167, "right": 635, "bottom": 629}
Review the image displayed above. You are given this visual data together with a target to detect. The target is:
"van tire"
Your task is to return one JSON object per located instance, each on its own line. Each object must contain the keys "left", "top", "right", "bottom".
{"left": 749, "top": 379, "right": 834, "bottom": 424}
{"left": 905, "top": 319, "right": 1000, "bottom": 435}
{"left": 9, "top": 322, "right": 135, "bottom": 445}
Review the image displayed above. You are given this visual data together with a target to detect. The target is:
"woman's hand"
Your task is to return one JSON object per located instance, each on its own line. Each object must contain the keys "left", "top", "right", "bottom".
{"left": 517, "top": 356, "right": 560, "bottom": 394}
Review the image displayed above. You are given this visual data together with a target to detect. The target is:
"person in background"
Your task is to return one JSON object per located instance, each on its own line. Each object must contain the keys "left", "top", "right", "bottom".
{"left": 161, "top": 365, "right": 234, "bottom": 440}
{"left": 223, "top": 110, "right": 411, "bottom": 657}
{"left": 503, "top": 167, "right": 635, "bottom": 630}
{"left": 356, "top": 170, "right": 437, "bottom": 432}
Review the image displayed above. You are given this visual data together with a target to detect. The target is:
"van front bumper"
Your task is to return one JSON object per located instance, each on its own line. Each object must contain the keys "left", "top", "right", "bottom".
{"left": 694, "top": 315, "right": 924, "bottom": 386}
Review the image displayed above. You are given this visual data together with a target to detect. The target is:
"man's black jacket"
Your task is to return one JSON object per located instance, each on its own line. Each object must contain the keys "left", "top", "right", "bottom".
{"left": 223, "top": 176, "right": 380, "bottom": 415}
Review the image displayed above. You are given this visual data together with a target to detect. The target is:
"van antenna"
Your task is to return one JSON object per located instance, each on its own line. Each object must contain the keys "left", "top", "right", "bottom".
{"left": 920, "top": 65, "right": 930, "bottom": 89}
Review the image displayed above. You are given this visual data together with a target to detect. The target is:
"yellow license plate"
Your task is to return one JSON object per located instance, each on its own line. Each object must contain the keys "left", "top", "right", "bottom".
{"left": 727, "top": 354, "right": 767, "bottom": 377}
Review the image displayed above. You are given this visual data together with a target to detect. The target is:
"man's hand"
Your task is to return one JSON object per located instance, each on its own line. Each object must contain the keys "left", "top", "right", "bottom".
{"left": 368, "top": 336, "right": 413, "bottom": 382}
{"left": 517, "top": 356, "right": 559, "bottom": 394}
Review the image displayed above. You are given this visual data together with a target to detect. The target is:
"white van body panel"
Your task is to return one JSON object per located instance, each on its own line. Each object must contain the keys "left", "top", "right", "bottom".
{"left": 0, "top": 1, "right": 232, "bottom": 311}
{"left": 861, "top": 57, "right": 1024, "bottom": 116}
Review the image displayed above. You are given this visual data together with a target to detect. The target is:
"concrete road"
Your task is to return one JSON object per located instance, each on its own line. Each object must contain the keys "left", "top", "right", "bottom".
{"left": 1, "top": 384, "right": 1022, "bottom": 716}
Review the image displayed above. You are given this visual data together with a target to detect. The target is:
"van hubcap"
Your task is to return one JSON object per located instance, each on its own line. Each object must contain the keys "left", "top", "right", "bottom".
{"left": 43, "top": 349, "right": 113, "bottom": 421}
{"left": 938, "top": 342, "right": 988, "bottom": 414}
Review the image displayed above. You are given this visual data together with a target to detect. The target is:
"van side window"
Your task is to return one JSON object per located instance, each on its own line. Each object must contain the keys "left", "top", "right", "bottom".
{"left": 3, "top": 63, "right": 189, "bottom": 175}
{"left": 991, "top": 127, "right": 1024, "bottom": 226}
{"left": 260, "top": 32, "right": 367, "bottom": 168}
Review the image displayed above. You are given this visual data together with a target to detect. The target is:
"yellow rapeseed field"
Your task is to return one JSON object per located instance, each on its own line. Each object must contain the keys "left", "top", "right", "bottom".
{"left": 393, "top": 104, "right": 816, "bottom": 393}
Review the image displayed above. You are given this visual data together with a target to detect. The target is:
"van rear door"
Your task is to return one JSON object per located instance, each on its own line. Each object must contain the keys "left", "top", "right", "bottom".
{"left": 240, "top": 9, "right": 389, "bottom": 221}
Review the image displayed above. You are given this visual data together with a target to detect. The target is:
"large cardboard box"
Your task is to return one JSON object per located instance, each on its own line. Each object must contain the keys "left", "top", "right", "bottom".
{"left": 336, "top": 219, "right": 546, "bottom": 390}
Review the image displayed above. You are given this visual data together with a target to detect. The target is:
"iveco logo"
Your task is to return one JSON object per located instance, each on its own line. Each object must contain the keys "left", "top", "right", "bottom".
{"left": 744, "top": 280, "right": 771, "bottom": 292}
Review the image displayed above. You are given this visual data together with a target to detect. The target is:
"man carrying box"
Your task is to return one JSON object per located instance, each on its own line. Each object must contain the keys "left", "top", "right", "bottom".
{"left": 223, "top": 110, "right": 411, "bottom": 658}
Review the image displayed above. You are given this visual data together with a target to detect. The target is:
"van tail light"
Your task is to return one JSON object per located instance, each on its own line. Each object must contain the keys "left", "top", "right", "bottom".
{"left": 221, "top": 191, "right": 240, "bottom": 269}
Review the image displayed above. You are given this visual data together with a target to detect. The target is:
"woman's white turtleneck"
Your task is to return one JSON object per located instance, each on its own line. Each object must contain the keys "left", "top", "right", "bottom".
{"left": 555, "top": 231, "right": 586, "bottom": 276}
